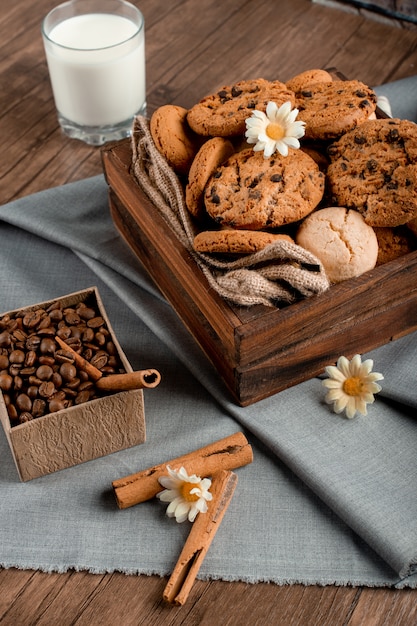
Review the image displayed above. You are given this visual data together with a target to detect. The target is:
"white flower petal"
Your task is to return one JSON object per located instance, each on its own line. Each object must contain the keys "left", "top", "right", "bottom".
{"left": 325, "top": 388, "right": 345, "bottom": 403}
{"left": 349, "top": 354, "right": 363, "bottom": 376}
{"left": 263, "top": 142, "right": 276, "bottom": 158}
{"left": 276, "top": 141, "right": 289, "bottom": 157}
{"left": 157, "top": 489, "right": 177, "bottom": 503}
{"left": 322, "top": 378, "right": 343, "bottom": 390}
{"left": 334, "top": 395, "right": 348, "bottom": 413}
{"left": 336, "top": 356, "right": 351, "bottom": 377}
{"left": 345, "top": 398, "right": 358, "bottom": 419}
{"left": 324, "top": 365, "right": 346, "bottom": 382}
{"left": 266, "top": 101, "right": 278, "bottom": 118}
{"left": 283, "top": 136, "right": 300, "bottom": 149}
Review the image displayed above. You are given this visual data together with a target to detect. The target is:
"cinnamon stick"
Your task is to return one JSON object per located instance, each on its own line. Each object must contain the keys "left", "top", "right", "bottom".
{"left": 112, "top": 432, "right": 252, "bottom": 509}
{"left": 95, "top": 369, "right": 161, "bottom": 391}
{"left": 163, "top": 470, "right": 237, "bottom": 605}
{"left": 55, "top": 336, "right": 102, "bottom": 381}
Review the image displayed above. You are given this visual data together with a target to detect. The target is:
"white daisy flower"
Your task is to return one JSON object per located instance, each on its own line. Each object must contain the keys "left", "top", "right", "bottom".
{"left": 245, "top": 100, "right": 306, "bottom": 158}
{"left": 322, "top": 354, "right": 384, "bottom": 419}
{"left": 157, "top": 466, "right": 213, "bottom": 523}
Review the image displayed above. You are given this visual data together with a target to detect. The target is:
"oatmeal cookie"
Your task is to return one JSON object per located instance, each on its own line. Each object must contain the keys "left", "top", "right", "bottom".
{"left": 294, "top": 80, "right": 377, "bottom": 140}
{"left": 204, "top": 148, "right": 325, "bottom": 230}
{"left": 187, "top": 78, "right": 295, "bottom": 137}
{"left": 327, "top": 118, "right": 417, "bottom": 227}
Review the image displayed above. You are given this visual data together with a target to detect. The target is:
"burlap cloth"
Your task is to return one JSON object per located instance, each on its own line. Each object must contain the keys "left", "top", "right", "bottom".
{"left": 131, "top": 116, "right": 330, "bottom": 307}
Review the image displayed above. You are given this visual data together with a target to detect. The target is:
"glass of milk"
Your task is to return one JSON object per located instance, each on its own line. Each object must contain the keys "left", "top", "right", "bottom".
{"left": 42, "top": 0, "right": 146, "bottom": 145}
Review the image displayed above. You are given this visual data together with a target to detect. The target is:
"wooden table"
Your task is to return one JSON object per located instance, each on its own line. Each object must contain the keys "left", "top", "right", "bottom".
{"left": 1, "top": 0, "right": 417, "bottom": 623}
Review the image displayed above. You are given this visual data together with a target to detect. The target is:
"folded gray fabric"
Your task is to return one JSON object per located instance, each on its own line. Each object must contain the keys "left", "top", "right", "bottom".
{"left": 1, "top": 174, "right": 416, "bottom": 588}
{"left": 0, "top": 78, "right": 416, "bottom": 588}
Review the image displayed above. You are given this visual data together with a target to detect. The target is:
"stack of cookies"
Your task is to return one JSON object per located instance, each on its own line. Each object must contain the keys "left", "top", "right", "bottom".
{"left": 148, "top": 69, "right": 417, "bottom": 287}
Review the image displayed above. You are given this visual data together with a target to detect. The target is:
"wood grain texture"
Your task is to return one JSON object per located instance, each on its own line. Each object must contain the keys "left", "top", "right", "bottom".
{"left": 1, "top": 0, "right": 416, "bottom": 622}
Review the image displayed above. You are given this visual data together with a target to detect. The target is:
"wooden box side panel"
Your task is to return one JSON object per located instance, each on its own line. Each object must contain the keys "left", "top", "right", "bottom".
{"left": 235, "top": 251, "right": 417, "bottom": 365}
{"left": 102, "top": 143, "right": 243, "bottom": 360}
{"left": 109, "top": 193, "right": 239, "bottom": 395}
{"left": 236, "top": 297, "right": 417, "bottom": 405}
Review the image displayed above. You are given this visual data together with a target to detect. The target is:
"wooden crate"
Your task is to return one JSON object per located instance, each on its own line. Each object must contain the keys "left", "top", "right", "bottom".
{"left": 0, "top": 288, "right": 146, "bottom": 481}
{"left": 101, "top": 140, "right": 417, "bottom": 406}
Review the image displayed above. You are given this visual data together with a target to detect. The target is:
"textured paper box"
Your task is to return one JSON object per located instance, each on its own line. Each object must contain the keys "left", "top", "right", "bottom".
{"left": 0, "top": 288, "right": 146, "bottom": 481}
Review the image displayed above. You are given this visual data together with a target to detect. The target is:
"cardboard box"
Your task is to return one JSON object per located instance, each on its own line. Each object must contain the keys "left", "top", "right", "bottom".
{"left": 0, "top": 288, "right": 146, "bottom": 481}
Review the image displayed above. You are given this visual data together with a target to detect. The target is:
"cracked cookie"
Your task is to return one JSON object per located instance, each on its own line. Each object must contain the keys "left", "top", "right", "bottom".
{"left": 295, "top": 206, "right": 378, "bottom": 283}
{"left": 186, "top": 78, "right": 295, "bottom": 137}
{"left": 193, "top": 229, "right": 293, "bottom": 254}
{"left": 204, "top": 148, "right": 325, "bottom": 230}
{"left": 294, "top": 80, "right": 377, "bottom": 140}
{"left": 327, "top": 118, "right": 417, "bottom": 227}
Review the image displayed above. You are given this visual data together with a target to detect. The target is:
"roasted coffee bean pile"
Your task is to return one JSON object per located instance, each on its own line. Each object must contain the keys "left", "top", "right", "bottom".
{"left": 0, "top": 299, "right": 126, "bottom": 426}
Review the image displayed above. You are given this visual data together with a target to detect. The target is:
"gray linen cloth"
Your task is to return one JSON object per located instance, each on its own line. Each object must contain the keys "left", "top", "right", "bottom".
{"left": 0, "top": 79, "right": 416, "bottom": 588}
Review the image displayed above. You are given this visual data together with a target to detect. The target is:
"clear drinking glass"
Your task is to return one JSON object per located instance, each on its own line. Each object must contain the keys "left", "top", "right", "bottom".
{"left": 42, "top": 0, "right": 146, "bottom": 145}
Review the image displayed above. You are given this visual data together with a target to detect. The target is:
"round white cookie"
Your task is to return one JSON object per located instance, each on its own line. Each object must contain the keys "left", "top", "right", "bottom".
{"left": 296, "top": 206, "right": 378, "bottom": 283}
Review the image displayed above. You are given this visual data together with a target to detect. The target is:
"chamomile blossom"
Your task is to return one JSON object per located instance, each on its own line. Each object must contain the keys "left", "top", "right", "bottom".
{"left": 157, "top": 466, "right": 212, "bottom": 523}
{"left": 245, "top": 101, "right": 306, "bottom": 158}
{"left": 322, "top": 354, "right": 384, "bottom": 419}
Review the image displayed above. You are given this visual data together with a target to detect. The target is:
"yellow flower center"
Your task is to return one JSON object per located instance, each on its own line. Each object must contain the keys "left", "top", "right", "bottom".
{"left": 342, "top": 376, "right": 364, "bottom": 396}
{"left": 266, "top": 122, "right": 285, "bottom": 141}
{"left": 180, "top": 482, "right": 200, "bottom": 502}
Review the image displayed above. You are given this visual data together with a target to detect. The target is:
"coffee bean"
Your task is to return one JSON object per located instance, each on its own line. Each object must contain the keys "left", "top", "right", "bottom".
{"left": 16, "top": 393, "right": 32, "bottom": 412}
{"left": 19, "top": 412, "right": 33, "bottom": 423}
{"left": 23, "top": 309, "right": 42, "bottom": 328}
{"left": 36, "top": 365, "right": 53, "bottom": 381}
{"left": 0, "top": 373, "right": 13, "bottom": 392}
{"left": 40, "top": 337, "right": 56, "bottom": 355}
{"left": 60, "top": 362, "right": 77, "bottom": 382}
{"left": 38, "top": 381, "right": 56, "bottom": 398}
{"left": 1, "top": 296, "right": 126, "bottom": 426}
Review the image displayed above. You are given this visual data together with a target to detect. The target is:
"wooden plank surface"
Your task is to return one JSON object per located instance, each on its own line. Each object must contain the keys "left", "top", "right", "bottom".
{"left": 1, "top": 0, "right": 417, "bottom": 623}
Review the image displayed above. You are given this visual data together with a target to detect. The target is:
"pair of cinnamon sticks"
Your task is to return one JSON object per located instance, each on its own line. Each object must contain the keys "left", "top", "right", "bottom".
{"left": 112, "top": 431, "right": 253, "bottom": 605}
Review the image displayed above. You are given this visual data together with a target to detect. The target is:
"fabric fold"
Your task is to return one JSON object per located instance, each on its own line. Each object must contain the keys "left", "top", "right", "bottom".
{"left": 1, "top": 173, "right": 416, "bottom": 586}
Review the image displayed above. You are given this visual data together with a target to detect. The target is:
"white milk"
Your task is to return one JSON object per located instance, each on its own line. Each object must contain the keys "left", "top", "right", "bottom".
{"left": 44, "top": 13, "right": 145, "bottom": 127}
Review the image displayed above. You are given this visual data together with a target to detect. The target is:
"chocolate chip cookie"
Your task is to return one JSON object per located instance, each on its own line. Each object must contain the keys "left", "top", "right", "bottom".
{"left": 294, "top": 80, "right": 377, "bottom": 140}
{"left": 193, "top": 229, "right": 293, "bottom": 254}
{"left": 150, "top": 104, "right": 202, "bottom": 175}
{"left": 327, "top": 118, "right": 417, "bottom": 227}
{"left": 204, "top": 148, "right": 325, "bottom": 230}
{"left": 187, "top": 78, "right": 295, "bottom": 137}
{"left": 285, "top": 68, "right": 333, "bottom": 93}
{"left": 185, "top": 137, "right": 235, "bottom": 218}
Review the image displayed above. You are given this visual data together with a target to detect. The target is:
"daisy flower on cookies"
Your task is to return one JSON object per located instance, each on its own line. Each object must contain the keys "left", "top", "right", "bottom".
{"left": 322, "top": 354, "right": 384, "bottom": 419}
{"left": 245, "top": 100, "right": 305, "bottom": 158}
{"left": 157, "top": 466, "right": 213, "bottom": 523}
